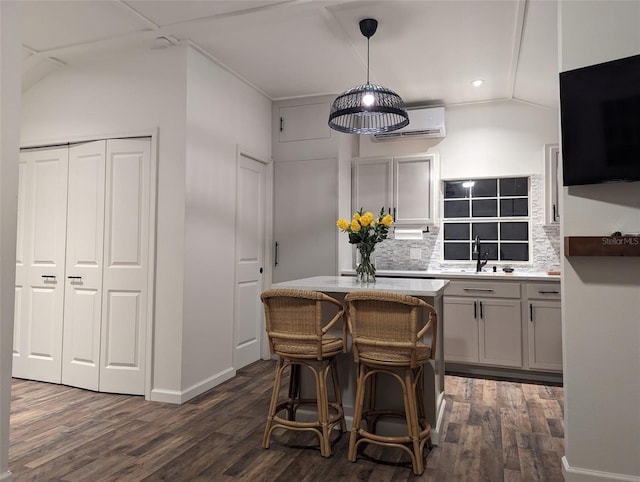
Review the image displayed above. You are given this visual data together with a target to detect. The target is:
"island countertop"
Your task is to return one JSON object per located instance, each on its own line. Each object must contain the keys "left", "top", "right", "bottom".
{"left": 271, "top": 275, "right": 450, "bottom": 296}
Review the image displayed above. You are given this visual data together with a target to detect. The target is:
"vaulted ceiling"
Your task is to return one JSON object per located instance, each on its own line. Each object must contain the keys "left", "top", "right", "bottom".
{"left": 21, "top": 0, "right": 559, "bottom": 108}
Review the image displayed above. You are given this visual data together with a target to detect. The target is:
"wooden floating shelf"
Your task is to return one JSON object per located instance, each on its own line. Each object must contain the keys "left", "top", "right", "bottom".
{"left": 564, "top": 236, "right": 640, "bottom": 257}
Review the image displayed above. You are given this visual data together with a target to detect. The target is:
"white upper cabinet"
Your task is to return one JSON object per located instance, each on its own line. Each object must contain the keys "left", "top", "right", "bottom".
{"left": 352, "top": 155, "right": 437, "bottom": 225}
{"left": 278, "top": 102, "right": 332, "bottom": 143}
{"left": 544, "top": 144, "right": 560, "bottom": 225}
{"left": 352, "top": 157, "right": 393, "bottom": 217}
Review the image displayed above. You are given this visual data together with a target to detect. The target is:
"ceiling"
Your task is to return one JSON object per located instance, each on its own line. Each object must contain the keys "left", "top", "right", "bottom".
{"left": 20, "top": 0, "right": 559, "bottom": 109}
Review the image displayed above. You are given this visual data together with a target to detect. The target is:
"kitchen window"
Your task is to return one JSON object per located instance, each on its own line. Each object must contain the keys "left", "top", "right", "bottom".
{"left": 442, "top": 177, "right": 530, "bottom": 262}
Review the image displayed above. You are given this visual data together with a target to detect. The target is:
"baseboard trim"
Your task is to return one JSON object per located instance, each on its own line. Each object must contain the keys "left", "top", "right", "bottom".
{"left": 180, "top": 367, "right": 236, "bottom": 403}
{"left": 149, "top": 388, "right": 182, "bottom": 404}
{"left": 562, "top": 456, "right": 640, "bottom": 481}
{"left": 149, "top": 367, "right": 236, "bottom": 404}
{"left": 445, "top": 362, "right": 563, "bottom": 385}
{"left": 0, "top": 470, "right": 13, "bottom": 481}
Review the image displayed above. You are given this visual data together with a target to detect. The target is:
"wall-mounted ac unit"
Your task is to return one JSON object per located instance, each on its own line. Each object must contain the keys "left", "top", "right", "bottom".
{"left": 372, "top": 107, "right": 446, "bottom": 141}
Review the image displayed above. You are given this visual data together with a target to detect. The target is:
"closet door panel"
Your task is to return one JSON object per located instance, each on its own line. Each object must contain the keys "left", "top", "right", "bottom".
{"left": 13, "top": 147, "right": 68, "bottom": 383}
{"left": 100, "top": 138, "right": 150, "bottom": 395}
{"left": 13, "top": 161, "right": 27, "bottom": 359}
{"left": 61, "top": 141, "right": 106, "bottom": 391}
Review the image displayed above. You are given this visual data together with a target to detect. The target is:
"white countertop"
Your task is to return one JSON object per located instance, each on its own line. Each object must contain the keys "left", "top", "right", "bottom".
{"left": 341, "top": 269, "right": 561, "bottom": 282}
{"left": 272, "top": 275, "right": 449, "bottom": 297}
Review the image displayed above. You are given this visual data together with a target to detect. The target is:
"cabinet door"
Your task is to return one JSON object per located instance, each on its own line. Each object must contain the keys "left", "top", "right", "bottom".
{"left": 273, "top": 158, "right": 337, "bottom": 283}
{"left": 544, "top": 144, "right": 560, "bottom": 225}
{"left": 528, "top": 300, "right": 562, "bottom": 371}
{"left": 61, "top": 141, "right": 106, "bottom": 391}
{"left": 278, "top": 102, "right": 331, "bottom": 142}
{"left": 13, "top": 147, "right": 69, "bottom": 383}
{"left": 443, "top": 297, "right": 478, "bottom": 363}
{"left": 394, "top": 156, "right": 433, "bottom": 224}
{"left": 479, "top": 299, "right": 522, "bottom": 368}
{"left": 352, "top": 157, "right": 392, "bottom": 216}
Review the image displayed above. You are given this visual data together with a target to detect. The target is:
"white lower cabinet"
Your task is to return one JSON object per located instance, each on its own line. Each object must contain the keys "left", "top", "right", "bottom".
{"left": 526, "top": 283, "right": 562, "bottom": 371}
{"left": 444, "top": 281, "right": 522, "bottom": 368}
{"left": 443, "top": 278, "right": 562, "bottom": 374}
{"left": 479, "top": 298, "right": 522, "bottom": 367}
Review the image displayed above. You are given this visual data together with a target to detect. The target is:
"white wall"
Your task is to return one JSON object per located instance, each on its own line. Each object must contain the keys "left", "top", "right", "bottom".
{"left": 21, "top": 44, "right": 188, "bottom": 398}
{"left": 20, "top": 42, "right": 272, "bottom": 403}
{"left": 360, "top": 100, "right": 559, "bottom": 178}
{"left": 181, "top": 47, "right": 271, "bottom": 394}
{"left": 0, "top": 3, "right": 20, "bottom": 479}
{"left": 559, "top": 2, "right": 640, "bottom": 481}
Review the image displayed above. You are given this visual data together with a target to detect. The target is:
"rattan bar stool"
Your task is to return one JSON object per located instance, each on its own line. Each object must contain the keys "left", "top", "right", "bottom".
{"left": 260, "top": 288, "right": 347, "bottom": 457}
{"left": 344, "top": 290, "right": 437, "bottom": 475}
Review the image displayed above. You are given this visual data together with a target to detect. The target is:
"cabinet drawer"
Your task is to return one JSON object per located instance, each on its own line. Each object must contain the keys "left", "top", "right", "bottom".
{"left": 445, "top": 281, "right": 521, "bottom": 298}
{"left": 526, "top": 283, "right": 561, "bottom": 300}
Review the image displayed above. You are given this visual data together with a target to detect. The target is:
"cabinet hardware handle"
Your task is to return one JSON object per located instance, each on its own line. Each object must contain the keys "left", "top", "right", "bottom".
{"left": 67, "top": 276, "right": 82, "bottom": 280}
{"left": 463, "top": 288, "right": 494, "bottom": 293}
{"left": 538, "top": 290, "right": 559, "bottom": 294}
{"left": 392, "top": 207, "right": 396, "bottom": 221}
{"left": 473, "top": 301, "right": 477, "bottom": 319}
{"left": 274, "top": 242, "right": 279, "bottom": 267}
{"left": 280, "top": 117, "right": 284, "bottom": 132}
{"left": 259, "top": 267, "right": 263, "bottom": 274}
{"left": 41, "top": 275, "right": 56, "bottom": 279}
{"left": 552, "top": 204, "right": 557, "bottom": 222}
{"left": 530, "top": 303, "right": 534, "bottom": 322}
{"left": 479, "top": 301, "right": 483, "bottom": 319}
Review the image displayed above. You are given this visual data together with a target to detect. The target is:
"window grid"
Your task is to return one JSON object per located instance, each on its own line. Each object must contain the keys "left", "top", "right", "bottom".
{"left": 442, "top": 177, "right": 530, "bottom": 262}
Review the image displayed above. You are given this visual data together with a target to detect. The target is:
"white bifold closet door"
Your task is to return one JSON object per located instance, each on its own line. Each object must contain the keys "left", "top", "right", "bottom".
{"left": 13, "top": 146, "right": 69, "bottom": 384}
{"left": 61, "top": 140, "right": 106, "bottom": 391}
{"left": 13, "top": 138, "right": 151, "bottom": 395}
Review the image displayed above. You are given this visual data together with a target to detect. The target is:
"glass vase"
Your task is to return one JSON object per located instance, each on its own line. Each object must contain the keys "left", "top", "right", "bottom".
{"left": 356, "top": 243, "right": 376, "bottom": 283}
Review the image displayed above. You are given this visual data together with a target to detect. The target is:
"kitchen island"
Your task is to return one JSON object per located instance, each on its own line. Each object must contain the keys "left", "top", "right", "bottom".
{"left": 271, "top": 275, "right": 449, "bottom": 444}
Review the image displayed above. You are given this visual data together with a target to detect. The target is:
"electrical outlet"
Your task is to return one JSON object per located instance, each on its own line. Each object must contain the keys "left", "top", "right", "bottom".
{"left": 410, "top": 248, "right": 422, "bottom": 260}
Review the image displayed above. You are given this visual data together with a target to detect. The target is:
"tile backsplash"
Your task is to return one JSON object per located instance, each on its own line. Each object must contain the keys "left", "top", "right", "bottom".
{"left": 371, "top": 174, "right": 561, "bottom": 272}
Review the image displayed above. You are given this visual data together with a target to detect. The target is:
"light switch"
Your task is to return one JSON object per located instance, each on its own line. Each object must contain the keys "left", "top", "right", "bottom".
{"left": 410, "top": 248, "right": 422, "bottom": 260}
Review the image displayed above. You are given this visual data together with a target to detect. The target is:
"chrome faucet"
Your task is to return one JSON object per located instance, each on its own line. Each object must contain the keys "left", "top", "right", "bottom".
{"left": 473, "top": 235, "right": 488, "bottom": 273}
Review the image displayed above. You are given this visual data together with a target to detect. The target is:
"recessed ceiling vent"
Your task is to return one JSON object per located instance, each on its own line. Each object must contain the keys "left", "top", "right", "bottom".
{"left": 372, "top": 107, "right": 446, "bottom": 141}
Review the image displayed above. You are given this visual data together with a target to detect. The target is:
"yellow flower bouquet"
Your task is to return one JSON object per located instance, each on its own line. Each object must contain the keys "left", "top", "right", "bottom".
{"left": 336, "top": 208, "right": 393, "bottom": 282}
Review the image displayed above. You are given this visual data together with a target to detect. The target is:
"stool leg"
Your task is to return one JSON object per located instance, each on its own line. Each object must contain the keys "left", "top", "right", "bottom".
{"left": 287, "top": 363, "right": 300, "bottom": 421}
{"left": 348, "top": 363, "right": 367, "bottom": 462}
{"left": 404, "top": 368, "right": 424, "bottom": 475}
{"left": 416, "top": 367, "right": 433, "bottom": 450}
{"left": 263, "top": 357, "right": 284, "bottom": 449}
{"left": 316, "top": 359, "right": 331, "bottom": 457}
{"left": 329, "top": 358, "right": 346, "bottom": 432}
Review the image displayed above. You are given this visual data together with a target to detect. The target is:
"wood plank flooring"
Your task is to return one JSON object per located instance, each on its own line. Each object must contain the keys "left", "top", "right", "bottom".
{"left": 9, "top": 361, "right": 564, "bottom": 481}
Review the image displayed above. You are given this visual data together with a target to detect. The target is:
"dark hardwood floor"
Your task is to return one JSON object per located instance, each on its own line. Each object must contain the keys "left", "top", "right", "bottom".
{"left": 10, "top": 360, "right": 564, "bottom": 481}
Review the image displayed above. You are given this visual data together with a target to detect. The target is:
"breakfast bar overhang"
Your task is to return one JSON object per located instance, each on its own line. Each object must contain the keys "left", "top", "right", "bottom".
{"left": 271, "top": 275, "right": 450, "bottom": 444}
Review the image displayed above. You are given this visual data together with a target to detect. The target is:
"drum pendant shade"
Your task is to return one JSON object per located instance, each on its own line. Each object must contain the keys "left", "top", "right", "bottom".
{"left": 329, "top": 18, "right": 409, "bottom": 135}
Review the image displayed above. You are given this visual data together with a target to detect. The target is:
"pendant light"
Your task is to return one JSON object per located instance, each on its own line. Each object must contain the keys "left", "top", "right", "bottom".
{"left": 328, "top": 18, "right": 409, "bottom": 134}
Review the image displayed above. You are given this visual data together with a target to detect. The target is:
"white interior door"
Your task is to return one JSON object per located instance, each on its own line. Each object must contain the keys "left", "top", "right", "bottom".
{"left": 234, "top": 153, "right": 266, "bottom": 369}
{"left": 273, "top": 158, "right": 337, "bottom": 283}
{"left": 99, "top": 138, "right": 151, "bottom": 395}
{"left": 61, "top": 140, "right": 106, "bottom": 391}
{"left": 13, "top": 147, "right": 69, "bottom": 383}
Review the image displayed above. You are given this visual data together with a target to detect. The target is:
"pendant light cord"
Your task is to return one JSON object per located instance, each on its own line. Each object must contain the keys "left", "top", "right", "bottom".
{"left": 366, "top": 36, "right": 370, "bottom": 85}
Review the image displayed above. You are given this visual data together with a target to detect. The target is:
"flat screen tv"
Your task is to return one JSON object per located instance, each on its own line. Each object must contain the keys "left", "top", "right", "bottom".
{"left": 560, "top": 54, "right": 640, "bottom": 186}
